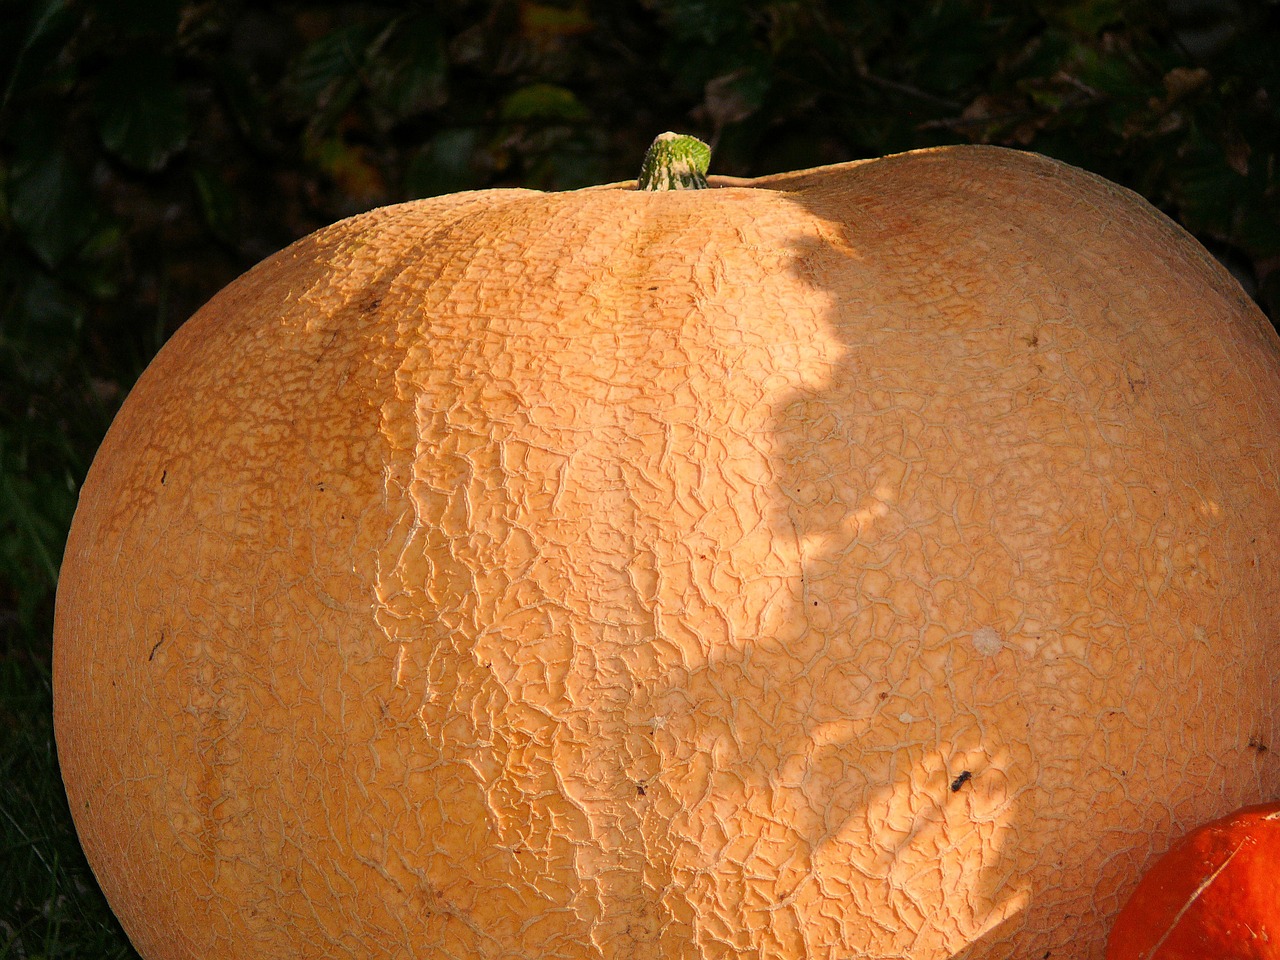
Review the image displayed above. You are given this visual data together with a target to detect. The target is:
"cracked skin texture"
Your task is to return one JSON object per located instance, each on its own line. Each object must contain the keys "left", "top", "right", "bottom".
{"left": 53, "top": 145, "right": 1280, "bottom": 960}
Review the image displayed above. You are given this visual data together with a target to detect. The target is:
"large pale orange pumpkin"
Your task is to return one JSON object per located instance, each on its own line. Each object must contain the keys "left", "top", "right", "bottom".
{"left": 54, "top": 141, "right": 1280, "bottom": 960}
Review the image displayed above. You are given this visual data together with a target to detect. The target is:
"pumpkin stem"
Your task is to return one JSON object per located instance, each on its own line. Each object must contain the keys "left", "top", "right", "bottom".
{"left": 638, "top": 132, "right": 711, "bottom": 191}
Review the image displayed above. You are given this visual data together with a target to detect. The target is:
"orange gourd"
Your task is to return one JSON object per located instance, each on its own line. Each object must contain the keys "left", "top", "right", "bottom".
{"left": 1107, "top": 801, "right": 1280, "bottom": 959}
{"left": 53, "top": 136, "right": 1280, "bottom": 960}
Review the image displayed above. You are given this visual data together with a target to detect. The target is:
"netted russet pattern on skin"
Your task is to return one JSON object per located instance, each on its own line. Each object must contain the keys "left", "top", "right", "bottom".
{"left": 54, "top": 142, "right": 1280, "bottom": 960}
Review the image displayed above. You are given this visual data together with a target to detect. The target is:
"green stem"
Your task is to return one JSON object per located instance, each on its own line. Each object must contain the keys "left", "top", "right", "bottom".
{"left": 637, "top": 132, "right": 711, "bottom": 191}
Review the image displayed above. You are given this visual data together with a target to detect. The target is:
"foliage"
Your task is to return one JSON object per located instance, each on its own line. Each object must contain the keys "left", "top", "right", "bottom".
{"left": 1, "top": 0, "right": 1277, "bottom": 954}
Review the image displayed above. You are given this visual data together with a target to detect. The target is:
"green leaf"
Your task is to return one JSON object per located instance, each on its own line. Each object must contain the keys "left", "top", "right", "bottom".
{"left": 1, "top": 0, "right": 78, "bottom": 112}
{"left": 19, "top": 271, "right": 85, "bottom": 344}
{"left": 1039, "top": 0, "right": 1128, "bottom": 36}
{"left": 658, "top": 0, "right": 749, "bottom": 44}
{"left": 1069, "top": 43, "right": 1146, "bottom": 99}
{"left": 190, "top": 167, "right": 239, "bottom": 243}
{"left": 13, "top": 0, "right": 73, "bottom": 53}
{"left": 702, "top": 66, "right": 771, "bottom": 130}
{"left": 905, "top": 1, "right": 1004, "bottom": 95}
{"left": 405, "top": 129, "right": 486, "bottom": 198}
{"left": 86, "top": 0, "right": 182, "bottom": 38}
{"left": 213, "top": 60, "right": 274, "bottom": 150}
{"left": 500, "top": 83, "right": 590, "bottom": 122}
{"left": 92, "top": 55, "right": 190, "bottom": 172}
{"left": 1235, "top": 205, "right": 1280, "bottom": 258}
{"left": 67, "top": 223, "right": 126, "bottom": 300}
{"left": 8, "top": 149, "right": 96, "bottom": 268}
{"left": 521, "top": 2, "right": 593, "bottom": 36}
{"left": 0, "top": 449, "right": 73, "bottom": 589}
{"left": 368, "top": 14, "right": 448, "bottom": 120}
{"left": 284, "top": 23, "right": 379, "bottom": 135}
{"left": 288, "top": 25, "right": 376, "bottom": 104}
{"left": 0, "top": 279, "right": 80, "bottom": 422}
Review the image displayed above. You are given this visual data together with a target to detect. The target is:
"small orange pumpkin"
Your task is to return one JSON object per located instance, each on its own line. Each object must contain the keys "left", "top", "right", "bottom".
{"left": 1107, "top": 801, "right": 1280, "bottom": 959}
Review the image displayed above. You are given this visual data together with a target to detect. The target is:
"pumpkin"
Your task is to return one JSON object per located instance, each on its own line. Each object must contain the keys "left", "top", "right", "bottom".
{"left": 1106, "top": 801, "right": 1280, "bottom": 959}
{"left": 53, "top": 135, "right": 1280, "bottom": 960}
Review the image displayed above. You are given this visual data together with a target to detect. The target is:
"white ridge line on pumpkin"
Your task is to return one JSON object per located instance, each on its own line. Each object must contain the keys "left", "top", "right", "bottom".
{"left": 1139, "top": 838, "right": 1249, "bottom": 960}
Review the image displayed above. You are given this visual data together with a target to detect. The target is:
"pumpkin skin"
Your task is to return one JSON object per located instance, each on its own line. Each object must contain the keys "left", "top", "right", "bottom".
{"left": 53, "top": 145, "right": 1280, "bottom": 960}
{"left": 1106, "top": 801, "right": 1280, "bottom": 959}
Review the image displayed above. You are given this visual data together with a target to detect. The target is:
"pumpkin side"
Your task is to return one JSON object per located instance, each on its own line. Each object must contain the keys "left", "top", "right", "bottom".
{"left": 53, "top": 145, "right": 1280, "bottom": 960}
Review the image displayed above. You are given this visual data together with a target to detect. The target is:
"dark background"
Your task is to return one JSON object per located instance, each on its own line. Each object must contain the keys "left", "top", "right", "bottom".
{"left": 2, "top": 0, "right": 1278, "bottom": 955}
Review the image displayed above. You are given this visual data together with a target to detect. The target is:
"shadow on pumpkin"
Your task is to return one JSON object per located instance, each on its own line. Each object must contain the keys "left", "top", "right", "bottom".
{"left": 697, "top": 146, "right": 1258, "bottom": 957}
{"left": 677, "top": 164, "right": 1069, "bottom": 957}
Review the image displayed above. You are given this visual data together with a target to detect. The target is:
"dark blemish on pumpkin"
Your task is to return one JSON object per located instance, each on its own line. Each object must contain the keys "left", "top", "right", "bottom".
{"left": 149, "top": 633, "right": 165, "bottom": 661}
{"left": 879, "top": 692, "right": 888, "bottom": 700}
{"left": 1025, "top": 332, "right": 1039, "bottom": 347}
{"left": 1249, "top": 736, "right": 1269, "bottom": 754}
{"left": 316, "top": 481, "right": 326, "bottom": 492}
{"left": 950, "top": 770, "right": 972, "bottom": 792}
{"left": 365, "top": 297, "right": 382, "bottom": 312}
{"left": 160, "top": 470, "right": 167, "bottom": 485}
{"left": 635, "top": 783, "right": 647, "bottom": 796}
{"left": 317, "top": 329, "right": 341, "bottom": 359}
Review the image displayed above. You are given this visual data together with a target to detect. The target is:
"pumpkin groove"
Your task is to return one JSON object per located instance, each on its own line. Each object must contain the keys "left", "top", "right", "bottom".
{"left": 54, "top": 143, "right": 1280, "bottom": 960}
